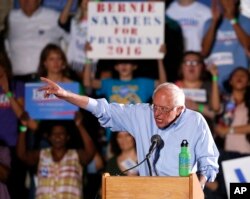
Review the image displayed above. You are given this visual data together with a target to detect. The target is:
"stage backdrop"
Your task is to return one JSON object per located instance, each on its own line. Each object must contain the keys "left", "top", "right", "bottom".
{"left": 25, "top": 82, "right": 79, "bottom": 120}
{"left": 87, "top": 1, "right": 165, "bottom": 59}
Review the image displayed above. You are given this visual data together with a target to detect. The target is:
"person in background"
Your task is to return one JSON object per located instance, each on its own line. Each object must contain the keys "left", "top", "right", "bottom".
{"left": 84, "top": 44, "right": 167, "bottom": 104}
{"left": 60, "top": 0, "right": 95, "bottom": 80}
{"left": 17, "top": 111, "right": 96, "bottom": 199}
{"left": 0, "top": 139, "right": 11, "bottom": 199}
{"left": 39, "top": 78, "right": 219, "bottom": 189}
{"left": 37, "top": 43, "right": 74, "bottom": 83}
{"left": 5, "top": 0, "right": 67, "bottom": 83}
{"left": 175, "top": 51, "right": 220, "bottom": 127}
{"left": 0, "top": 51, "right": 24, "bottom": 146}
{"left": 0, "top": 51, "right": 27, "bottom": 199}
{"left": 202, "top": 0, "right": 250, "bottom": 91}
{"left": 105, "top": 131, "right": 138, "bottom": 176}
{"left": 207, "top": 67, "right": 250, "bottom": 199}
{"left": 147, "top": 0, "right": 185, "bottom": 83}
{"left": 23, "top": 43, "right": 82, "bottom": 142}
{"left": 166, "top": 0, "right": 211, "bottom": 51}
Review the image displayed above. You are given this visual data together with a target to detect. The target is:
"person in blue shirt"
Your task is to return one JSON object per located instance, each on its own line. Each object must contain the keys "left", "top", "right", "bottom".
{"left": 39, "top": 77, "right": 219, "bottom": 188}
{"left": 202, "top": 0, "right": 250, "bottom": 91}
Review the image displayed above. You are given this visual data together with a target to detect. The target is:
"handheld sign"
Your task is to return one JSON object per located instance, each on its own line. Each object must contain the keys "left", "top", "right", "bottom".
{"left": 222, "top": 156, "right": 250, "bottom": 198}
{"left": 25, "top": 82, "right": 80, "bottom": 120}
{"left": 87, "top": 1, "right": 165, "bottom": 59}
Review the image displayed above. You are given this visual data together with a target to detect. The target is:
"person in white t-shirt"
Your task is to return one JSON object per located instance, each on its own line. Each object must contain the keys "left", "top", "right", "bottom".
{"left": 166, "top": 0, "right": 211, "bottom": 51}
{"left": 5, "top": 0, "right": 67, "bottom": 83}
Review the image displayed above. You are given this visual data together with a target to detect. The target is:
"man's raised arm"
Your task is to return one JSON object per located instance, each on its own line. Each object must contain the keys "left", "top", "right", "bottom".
{"left": 40, "top": 77, "right": 90, "bottom": 109}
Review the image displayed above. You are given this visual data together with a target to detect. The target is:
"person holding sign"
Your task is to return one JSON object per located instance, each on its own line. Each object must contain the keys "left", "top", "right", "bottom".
{"left": 84, "top": 44, "right": 167, "bottom": 104}
{"left": 175, "top": 51, "right": 220, "bottom": 128}
{"left": 202, "top": 0, "right": 250, "bottom": 91}
{"left": 60, "top": 0, "right": 94, "bottom": 78}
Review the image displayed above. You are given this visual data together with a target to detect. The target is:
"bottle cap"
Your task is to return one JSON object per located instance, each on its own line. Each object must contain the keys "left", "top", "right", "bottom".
{"left": 181, "top": 140, "right": 188, "bottom": 147}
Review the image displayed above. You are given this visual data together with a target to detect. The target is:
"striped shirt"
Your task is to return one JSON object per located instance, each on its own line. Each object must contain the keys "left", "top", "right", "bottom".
{"left": 36, "top": 148, "right": 83, "bottom": 199}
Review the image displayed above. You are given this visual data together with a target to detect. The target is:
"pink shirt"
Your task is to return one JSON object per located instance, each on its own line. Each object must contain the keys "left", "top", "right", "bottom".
{"left": 225, "top": 103, "right": 250, "bottom": 153}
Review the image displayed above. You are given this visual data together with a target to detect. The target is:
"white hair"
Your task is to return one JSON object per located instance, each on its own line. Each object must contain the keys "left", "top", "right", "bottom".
{"left": 153, "top": 83, "right": 185, "bottom": 107}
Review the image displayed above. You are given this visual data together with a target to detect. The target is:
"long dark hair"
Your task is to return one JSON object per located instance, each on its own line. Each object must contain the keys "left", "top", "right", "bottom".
{"left": 223, "top": 67, "right": 250, "bottom": 142}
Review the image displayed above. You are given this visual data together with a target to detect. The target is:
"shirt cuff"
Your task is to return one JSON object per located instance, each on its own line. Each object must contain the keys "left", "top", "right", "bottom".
{"left": 199, "top": 167, "right": 218, "bottom": 182}
{"left": 85, "top": 97, "right": 98, "bottom": 113}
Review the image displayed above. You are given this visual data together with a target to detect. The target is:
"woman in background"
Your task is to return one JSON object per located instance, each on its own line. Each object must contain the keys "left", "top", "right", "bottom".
{"left": 105, "top": 131, "right": 138, "bottom": 176}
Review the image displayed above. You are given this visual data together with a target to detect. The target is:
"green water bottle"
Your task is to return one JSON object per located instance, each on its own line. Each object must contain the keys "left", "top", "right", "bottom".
{"left": 179, "top": 140, "right": 191, "bottom": 177}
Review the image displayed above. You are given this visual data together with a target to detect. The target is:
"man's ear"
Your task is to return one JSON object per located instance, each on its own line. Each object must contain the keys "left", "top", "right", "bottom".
{"left": 177, "top": 106, "right": 185, "bottom": 115}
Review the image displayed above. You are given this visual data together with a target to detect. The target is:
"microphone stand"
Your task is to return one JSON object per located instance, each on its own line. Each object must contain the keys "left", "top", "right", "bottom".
{"left": 145, "top": 144, "right": 157, "bottom": 176}
{"left": 146, "top": 158, "right": 152, "bottom": 176}
{"left": 117, "top": 156, "right": 148, "bottom": 176}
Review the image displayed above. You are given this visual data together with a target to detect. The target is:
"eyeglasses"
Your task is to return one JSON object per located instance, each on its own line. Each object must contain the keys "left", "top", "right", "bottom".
{"left": 183, "top": 60, "right": 201, "bottom": 66}
{"left": 150, "top": 104, "right": 176, "bottom": 115}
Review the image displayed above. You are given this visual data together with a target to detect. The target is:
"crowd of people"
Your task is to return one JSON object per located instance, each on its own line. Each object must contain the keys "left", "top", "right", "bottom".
{"left": 0, "top": 0, "right": 250, "bottom": 199}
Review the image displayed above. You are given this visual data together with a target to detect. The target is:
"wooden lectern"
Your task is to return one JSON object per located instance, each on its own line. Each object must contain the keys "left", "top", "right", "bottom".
{"left": 102, "top": 173, "right": 204, "bottom": 199}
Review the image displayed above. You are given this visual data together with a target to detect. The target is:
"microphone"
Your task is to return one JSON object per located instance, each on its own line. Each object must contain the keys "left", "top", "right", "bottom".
{"left": 146, "top": 134, "right": 164, "bottom": 159}
{"left": 117, "top": 134, "right": 164, "bottom": 176}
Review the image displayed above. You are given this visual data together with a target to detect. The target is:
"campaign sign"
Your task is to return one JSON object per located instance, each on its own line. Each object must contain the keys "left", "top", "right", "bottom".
{"left": 182, "top": 88, "right": 207, "bottom": 103}
{"left": 222, "top": 156, "right": 250, "bottom": 198}
{"left": 87, "top": 2, "right": 165, "bottom": 59}
{"left": 43, "top": 0, "right": 78, "bottom": 12}
{"left": 14, "top": 0, "right": 78, "bottom": 12}
{"left": 25, "top": 82, "right": 79, "bottom": 120}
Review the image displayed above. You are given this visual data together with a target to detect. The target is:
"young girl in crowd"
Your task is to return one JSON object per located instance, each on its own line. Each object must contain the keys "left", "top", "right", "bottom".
{"left": 84, "top": 44, "right": 167, "bottom": 104}
{"left": 17, "top": 112, "right": 96, "bottom": 199}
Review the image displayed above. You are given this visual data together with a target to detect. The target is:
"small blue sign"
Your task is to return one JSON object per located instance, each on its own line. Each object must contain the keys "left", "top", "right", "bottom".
{"left": 25, "top": 82, "right": 79, "bottom": 120}
{"left": 14, "top": 0, "right": 78, "bottom": 12}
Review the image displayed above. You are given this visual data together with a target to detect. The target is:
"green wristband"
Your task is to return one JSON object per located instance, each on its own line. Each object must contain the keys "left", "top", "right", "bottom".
{"left": 230, "top": 18, "right": 238, "bottom": 25}
{"left": 85, "top": 59, "right": 92, "bottom": 65}
{"left": 6, "top": 91, "right": 13, "bottom": 98}
{"left": 212, "top": 75, "right": 218, "bottom": 82}
{"left": 19, "top": 125, "right": 28, "bottom": 133}
{"left": 198, "top": 104, "right": 205, "bottom": 113}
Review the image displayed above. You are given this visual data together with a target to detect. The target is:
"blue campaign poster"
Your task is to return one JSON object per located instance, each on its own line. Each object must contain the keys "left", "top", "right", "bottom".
{"left": 14, "top": 0, "right": 78, "bottom": 12}
{"left": 25, "top": 82, "right": 80, "bottom": 120}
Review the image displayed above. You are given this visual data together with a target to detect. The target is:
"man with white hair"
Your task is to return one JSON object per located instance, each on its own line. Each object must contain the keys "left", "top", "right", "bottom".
{"left": 39, "top": 77, "right": 219, "bottom": 189}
